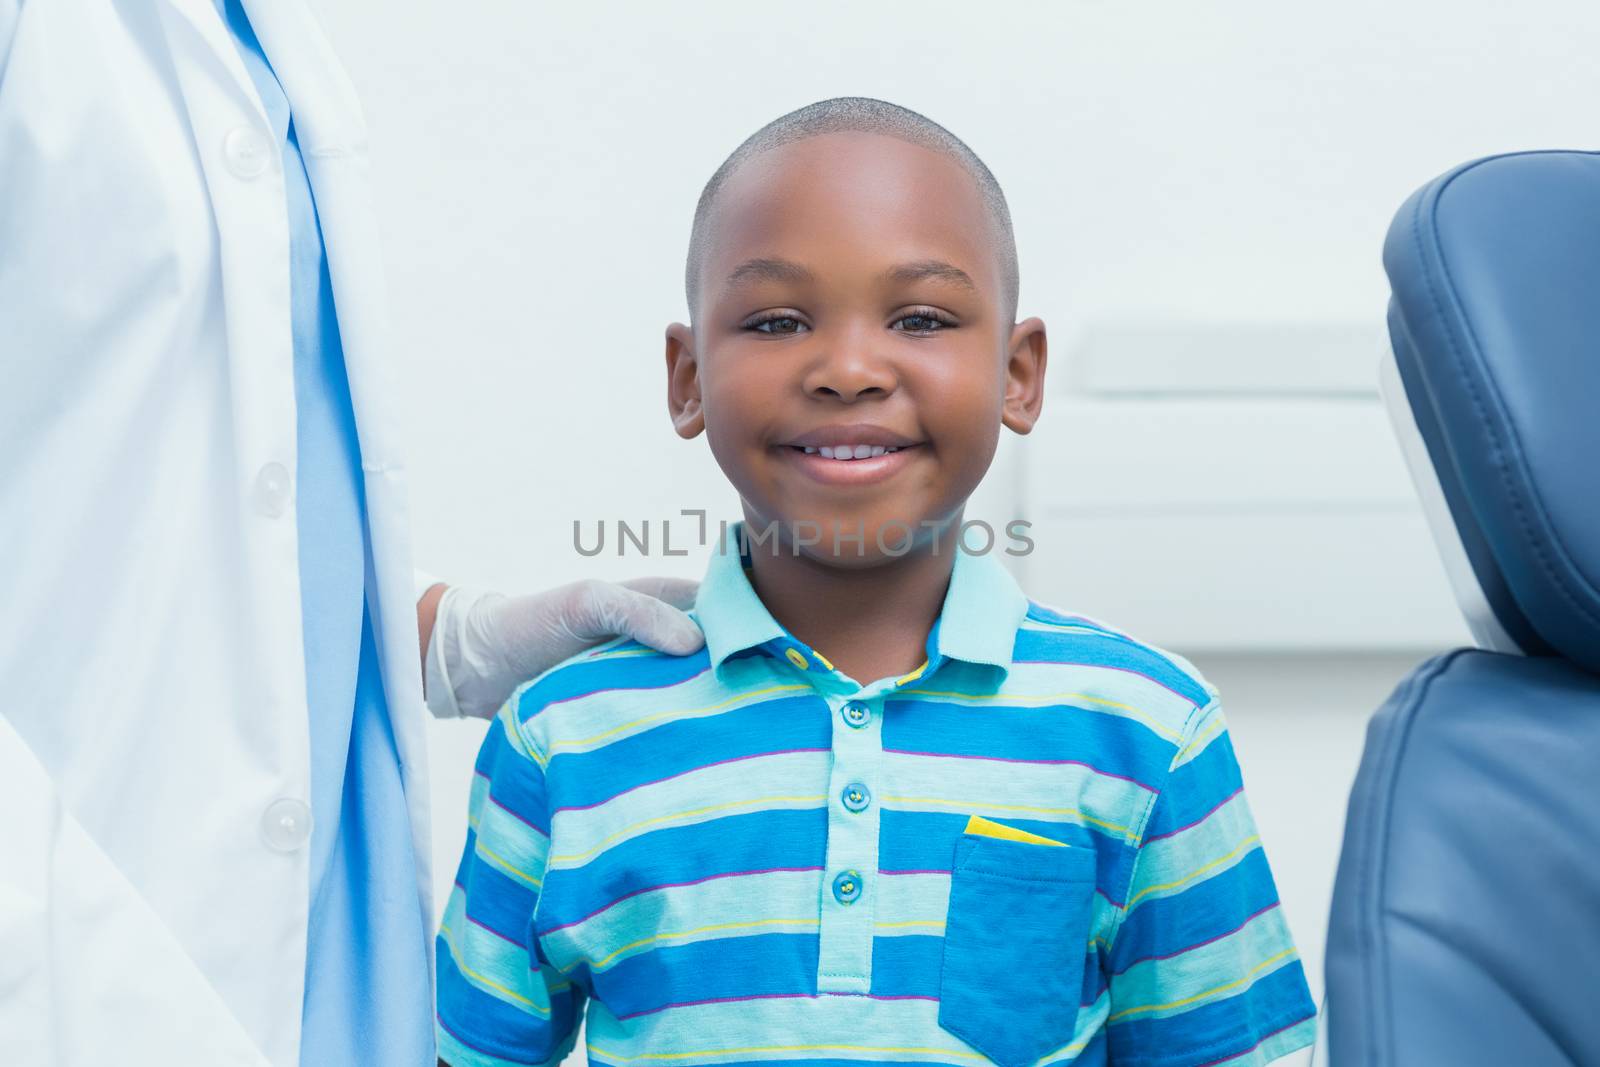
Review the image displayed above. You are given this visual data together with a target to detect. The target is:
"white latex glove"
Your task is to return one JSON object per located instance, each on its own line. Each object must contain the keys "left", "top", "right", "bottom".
{"left": 425, "top": 577, "right": 704, "bottom": 720}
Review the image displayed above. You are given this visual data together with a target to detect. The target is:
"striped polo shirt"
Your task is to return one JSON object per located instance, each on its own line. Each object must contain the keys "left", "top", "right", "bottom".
{"left": 436, "top": 526, "right": 1317, "bottom": 1067}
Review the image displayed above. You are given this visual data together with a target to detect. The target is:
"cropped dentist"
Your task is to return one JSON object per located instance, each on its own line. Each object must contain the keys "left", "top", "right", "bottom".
{"left": 0, "top": 2, "right": 701, "bottom": 1065}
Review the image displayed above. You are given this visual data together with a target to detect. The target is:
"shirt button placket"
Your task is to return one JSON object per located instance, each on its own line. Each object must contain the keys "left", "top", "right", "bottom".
{"left": 816, "top": 693, "right": 883, "bottom": 994}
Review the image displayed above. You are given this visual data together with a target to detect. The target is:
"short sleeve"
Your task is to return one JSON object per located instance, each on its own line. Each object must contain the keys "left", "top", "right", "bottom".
{"left": 1104, "top": 700, "right": 1318, "bottom": 1066}
{"left": 436, "top": 702, "right": 585, "bottom": 1067}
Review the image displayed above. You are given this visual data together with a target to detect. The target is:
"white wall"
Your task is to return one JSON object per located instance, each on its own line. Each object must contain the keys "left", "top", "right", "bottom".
{"left": 311, "top": 0, "right": 1592, "bottom": 1050}
{"left": 314, "top": 0, "right": 1600, "bottom": 606}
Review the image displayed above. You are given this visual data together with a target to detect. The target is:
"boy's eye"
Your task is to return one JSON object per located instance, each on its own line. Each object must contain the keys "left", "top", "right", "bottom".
{"left": 892, "top": 310, "right": 954, "bottom": 334}
{"left": 745, "top": 314, "right": 808, "bottom": 335}
{"left": 742, "top": 309, "right": 954, "bottom": 335}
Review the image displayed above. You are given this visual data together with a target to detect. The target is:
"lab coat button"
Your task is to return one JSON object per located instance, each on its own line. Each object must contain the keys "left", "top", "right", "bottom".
{"left": 253, "top": 462, "right": 291, "bottom": 517}
{"left": 223, "top": 126, "right": 272, "bottom": 179}
{"left": 261, "top": 798, "right": 312, "bottom": 852}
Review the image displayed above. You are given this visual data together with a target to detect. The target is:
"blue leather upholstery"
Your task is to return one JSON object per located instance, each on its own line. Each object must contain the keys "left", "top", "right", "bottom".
{"left": 1327, "top": 151, "right": 1600, "bottom": 1064}
{"left": 1326, "top": 652, "right": 1600, "bottom": 1064}
{"left": 1383, "top": 151, "right": 1600, "bottom": 669}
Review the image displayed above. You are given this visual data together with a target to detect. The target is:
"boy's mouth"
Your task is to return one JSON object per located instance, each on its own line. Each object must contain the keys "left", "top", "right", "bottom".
{"left": 794, "top": 443, "right": 907, "bottom": 460}
{"left": 776, "top": 423, "right": 923, "bottom": 486}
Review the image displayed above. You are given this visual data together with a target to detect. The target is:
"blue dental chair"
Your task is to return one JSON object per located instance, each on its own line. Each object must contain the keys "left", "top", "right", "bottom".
{"left": 1324, "top": 151, "right": 1600, "bottom": 1065}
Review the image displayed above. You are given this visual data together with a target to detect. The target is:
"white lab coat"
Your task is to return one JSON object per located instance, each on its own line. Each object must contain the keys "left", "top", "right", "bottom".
{"left": 0, "top": 1, "right": 434, "bottom": 1064}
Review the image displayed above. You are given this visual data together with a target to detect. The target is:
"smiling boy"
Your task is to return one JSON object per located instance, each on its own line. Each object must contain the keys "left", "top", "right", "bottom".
{"left": 436, "top": 98, "right": 1317, "bottom": 1067}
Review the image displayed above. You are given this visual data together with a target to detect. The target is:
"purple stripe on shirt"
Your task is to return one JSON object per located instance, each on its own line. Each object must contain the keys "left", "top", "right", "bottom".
{"left": 1142, "top": 785, "right": 1244, "bottom": 844}
{"left": 539, "top": 866, "right": 825, "bottom": 935}
{"left": 1110, "top": 902, "right": 1281, "bottom": 976}
{"left": 550, "top": 747, "right": 831, "bottom": 815}
{"left": 882, "top": 746, "right": 1158, "bottom": 793}
{"left": 1011, "top": 658, "right": 1205, "bottom": 708}
{"left": 533, "top": 664, "right": 714, "bottom": 712}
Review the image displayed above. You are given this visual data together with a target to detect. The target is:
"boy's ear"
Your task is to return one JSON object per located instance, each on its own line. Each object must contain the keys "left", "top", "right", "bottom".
{"left": 665, "top": 322, "right": 705, "bottom": 438}
{"left": 1000, "top": 317, "right": 1048, "bottom": 435}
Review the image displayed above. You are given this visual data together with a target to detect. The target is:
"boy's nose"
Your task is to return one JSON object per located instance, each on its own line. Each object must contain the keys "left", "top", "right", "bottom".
{"left": 801, "top": 334, "right": 898, "bottom": 402}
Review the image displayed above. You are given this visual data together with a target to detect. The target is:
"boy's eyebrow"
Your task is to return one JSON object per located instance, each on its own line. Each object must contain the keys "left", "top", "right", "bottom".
{"left": 883, "top": 259, "right": 978, "bottom": 291}
{"left": 724, "top": 257, "right": 979, "bottom": 293}
{"left": 725, "top": 257, "right": 815, "bottom": 288}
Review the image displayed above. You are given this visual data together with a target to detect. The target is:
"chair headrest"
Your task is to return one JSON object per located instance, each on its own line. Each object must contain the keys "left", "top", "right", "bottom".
{"left": 1384, "top": 150, "right": 1600, "bottom": 673}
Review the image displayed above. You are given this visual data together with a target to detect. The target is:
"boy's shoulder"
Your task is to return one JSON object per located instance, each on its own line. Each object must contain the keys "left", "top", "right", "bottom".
{"left": 1010, "top": 597, "right": 1219, "bottom": 742}
{"left": 500, "top": 634, "right": 713, "bottom": 750}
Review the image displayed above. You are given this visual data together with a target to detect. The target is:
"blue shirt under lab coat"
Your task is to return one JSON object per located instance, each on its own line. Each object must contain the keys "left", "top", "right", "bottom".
{"left": 218, "top": 2, "right": 434, "bottom": 1062}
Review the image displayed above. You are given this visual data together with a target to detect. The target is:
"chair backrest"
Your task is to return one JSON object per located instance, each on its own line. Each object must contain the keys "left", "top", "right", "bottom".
{"left": 1325, "top": 151, "right": 1600, "bottom": 1065}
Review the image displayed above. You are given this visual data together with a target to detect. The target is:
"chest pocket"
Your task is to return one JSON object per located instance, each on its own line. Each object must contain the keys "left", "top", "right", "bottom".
{"left": 937, "top": 827, "right": 1098, "bottom": 1066}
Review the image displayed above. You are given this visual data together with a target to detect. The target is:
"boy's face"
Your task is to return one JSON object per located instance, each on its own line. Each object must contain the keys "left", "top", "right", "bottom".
{"left": 666, "top": 131, "right": 1046, "bottom": 566}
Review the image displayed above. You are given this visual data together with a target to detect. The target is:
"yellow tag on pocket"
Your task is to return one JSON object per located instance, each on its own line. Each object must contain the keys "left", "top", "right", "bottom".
{"left": 963, "top": 814, "right": 1067, "bottom": 847}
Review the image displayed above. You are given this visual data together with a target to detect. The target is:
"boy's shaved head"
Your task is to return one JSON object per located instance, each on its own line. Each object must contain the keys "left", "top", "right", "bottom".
{"left": 685, "top": 96, "right": 1019, "bottom": 322}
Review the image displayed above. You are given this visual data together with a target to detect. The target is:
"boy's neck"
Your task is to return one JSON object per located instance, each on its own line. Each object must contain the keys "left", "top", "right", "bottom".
{"left": 743, "top": 519, "right": 960, "bottom": 685}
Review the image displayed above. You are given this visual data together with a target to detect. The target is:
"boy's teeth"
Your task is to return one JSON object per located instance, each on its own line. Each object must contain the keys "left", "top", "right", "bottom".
{"left": 809, "top": 444, "right": 902, "bottom": 460}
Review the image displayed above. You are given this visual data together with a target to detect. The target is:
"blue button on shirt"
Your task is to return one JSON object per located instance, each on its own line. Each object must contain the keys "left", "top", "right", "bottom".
{"left": 218, "top": 3, "right": 433, "bottom": 1062}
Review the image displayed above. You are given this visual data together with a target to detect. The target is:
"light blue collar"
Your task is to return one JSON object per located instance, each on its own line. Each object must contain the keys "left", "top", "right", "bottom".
{"left": 693, "top": 521, "right": 1029, "bottom": 691}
